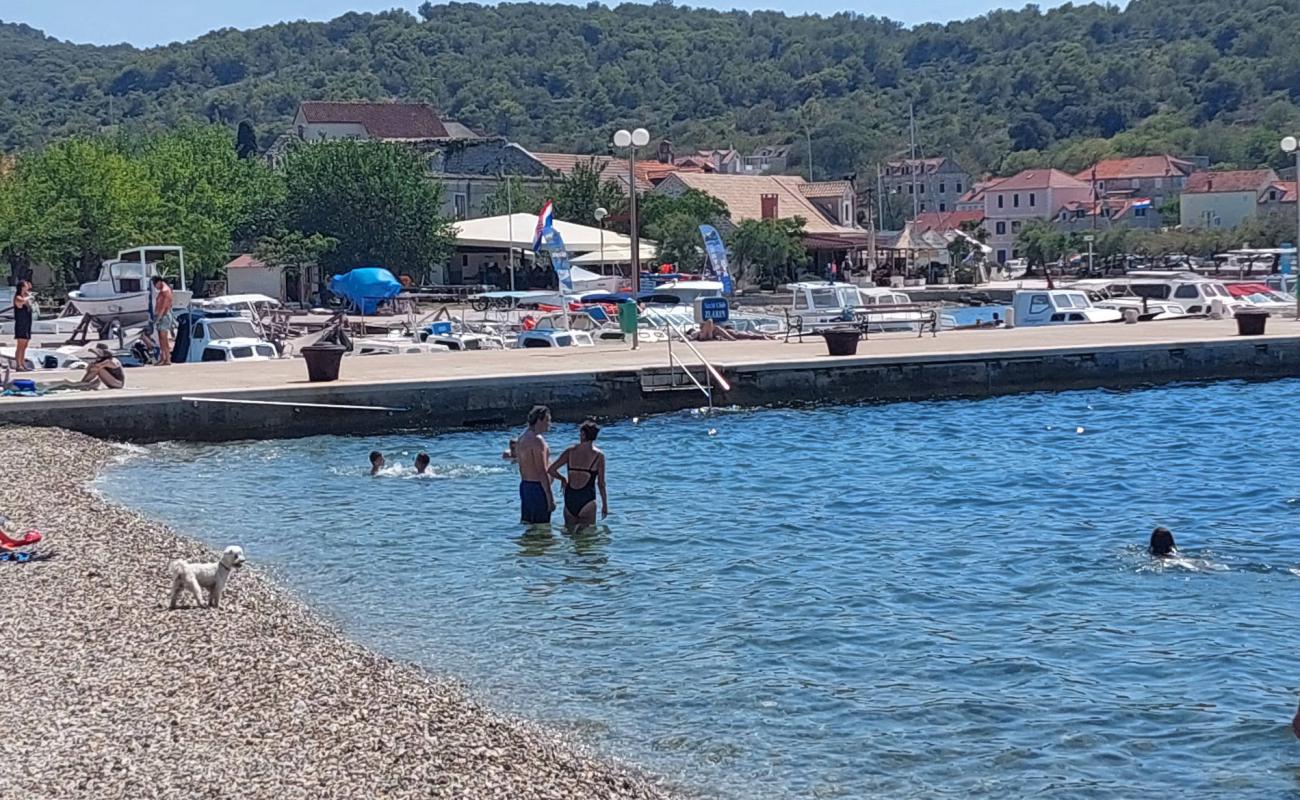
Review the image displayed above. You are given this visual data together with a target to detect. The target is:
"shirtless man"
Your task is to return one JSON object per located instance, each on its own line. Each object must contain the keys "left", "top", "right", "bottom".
{"left": 516, "top": 405, "right": 555, "bottom": 525}
{"left": 151, "top": 275, "right": 175, "bottom": 366}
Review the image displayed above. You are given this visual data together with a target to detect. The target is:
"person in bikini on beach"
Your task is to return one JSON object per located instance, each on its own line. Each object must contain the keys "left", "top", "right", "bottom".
{"left": 516, "top": 406, "right": 555, "bottom": 526}
{"left": 548, "top": 420, "right": 608, "bottom": 529}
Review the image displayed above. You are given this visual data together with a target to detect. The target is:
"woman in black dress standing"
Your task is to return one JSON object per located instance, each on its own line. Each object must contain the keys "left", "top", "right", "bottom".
{"left": 12, "top": 280, "right": 32, "bottom": 372}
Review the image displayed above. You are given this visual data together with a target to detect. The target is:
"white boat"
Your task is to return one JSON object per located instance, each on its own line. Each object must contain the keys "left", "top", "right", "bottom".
{"left": 516, "top": 316, "right": 596, "bottom": 348}
{"left": 652, "top": 279, "right": 726, "bottom": 305}
{"left": 351, "top": 330, "right": 451, "bottom": 356}
{"left": 68, "top": 246, "right": 193, "bottom": 325}
{"left": 0, "top": 344, "right": 89, "bottom": 371}
{"left": 170, "top": 309, "right": 279, "bottom": 363}
{"left": 1225, "top": 283, "right": 1295, "bottom": 316}
{"left": 787, "top": 281, "right": 921, "bottom": 332}
{"left": 1009, "top": 289, "right": 1124, "bottom": 326}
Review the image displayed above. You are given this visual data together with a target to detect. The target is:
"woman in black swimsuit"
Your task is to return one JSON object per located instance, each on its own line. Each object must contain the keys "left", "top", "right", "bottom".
{"left": 548, "top": 420, "right": 608, "bottom": 529}
{"left": 12, "top": 280, "right": 32, "bottom": 371}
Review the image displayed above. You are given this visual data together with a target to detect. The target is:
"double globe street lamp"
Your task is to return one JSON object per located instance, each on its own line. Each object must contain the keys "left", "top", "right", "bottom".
{"left": 613, "top": 128, "right": 650, "bottom": 280}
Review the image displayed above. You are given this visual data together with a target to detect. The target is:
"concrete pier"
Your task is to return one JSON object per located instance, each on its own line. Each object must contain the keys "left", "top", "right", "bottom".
{"left": 3, "top": 318, "right": 1299, "bottom": 441}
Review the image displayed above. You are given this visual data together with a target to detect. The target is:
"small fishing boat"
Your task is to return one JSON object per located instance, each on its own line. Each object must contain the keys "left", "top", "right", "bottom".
{"left": 68, "top": 246, "right": 193, "bottom": 326}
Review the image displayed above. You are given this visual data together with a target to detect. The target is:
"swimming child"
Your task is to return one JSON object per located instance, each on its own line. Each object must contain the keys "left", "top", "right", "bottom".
{"left": 414, "top": 452, "right": 430, "bottom": 474}
{"left": 1149, "top": 526, "right": 1176, "bottom": 557}
{"left": 369, "top": 451, "right": 385, "bottom": 476}
{"left": 502, "top": 438, "right": 518, "bottom": 463}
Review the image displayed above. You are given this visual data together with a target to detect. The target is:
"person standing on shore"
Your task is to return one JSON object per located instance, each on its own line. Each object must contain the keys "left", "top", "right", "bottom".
{"left": 548, "top": 420, "right": 608, "bottom": 529}
{"left": 11, "top": 280, "right": 33, "bottom": 371}
{"left": 618, "top": 298, "right": 640, "bottom": 350}
{"left": 151, "top": 276, "right": 175, "bottom": 366}
{"left": 517, "top": 405, "right": 555, "bottom": 525}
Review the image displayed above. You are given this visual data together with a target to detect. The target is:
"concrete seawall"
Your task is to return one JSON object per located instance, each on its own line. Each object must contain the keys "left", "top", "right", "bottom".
{"left": 4, "top": 319, "right": 1299, "bottom": 442}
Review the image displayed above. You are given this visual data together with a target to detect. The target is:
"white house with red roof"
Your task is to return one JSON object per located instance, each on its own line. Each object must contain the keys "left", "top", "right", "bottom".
{"left": 291, "top": 101, "right": 480, "bottom": 142}
{"left": 981, "top": 169, "right": 1093, "bottom": 263}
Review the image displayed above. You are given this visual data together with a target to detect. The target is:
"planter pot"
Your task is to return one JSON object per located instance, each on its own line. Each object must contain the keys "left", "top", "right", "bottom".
{"left": 300, "top": 342, "right": 346, "bottom": 382}
{"left": 820, "top": 327, "right": 861, "bottom": 356}
{"left": 1234, "top": 310, "right": 1268, "bottom": 336}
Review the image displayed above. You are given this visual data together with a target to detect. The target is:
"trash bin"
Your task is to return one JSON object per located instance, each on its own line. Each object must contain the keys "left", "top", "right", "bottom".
{"left": 1234, "top": 310, "right": 1268, "bottom": 336}
{"left": 820, "top": 327, "right": 861, "bottom": 356}
{"left": 300, "top": 342, "right": 346, "bottom": 382}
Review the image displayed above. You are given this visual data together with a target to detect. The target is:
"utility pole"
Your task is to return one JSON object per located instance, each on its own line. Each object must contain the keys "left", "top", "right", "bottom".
{"left": 909, "top": 103, "right": 919, "bottom": 220}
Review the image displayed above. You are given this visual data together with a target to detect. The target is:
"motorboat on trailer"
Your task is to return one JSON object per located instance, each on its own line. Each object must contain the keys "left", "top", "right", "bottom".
{"left": 68, "top": 246, "right": 193, "bottom": 326}
{"left": 168, "top": 309, "right": 280, "bottom": 363}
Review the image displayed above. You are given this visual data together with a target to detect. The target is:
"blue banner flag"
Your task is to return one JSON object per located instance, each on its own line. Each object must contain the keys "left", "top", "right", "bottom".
{"left": 699, "top": 224, "right": 733, "bottom": 295}
{"left": 543, "top": 228, "right": 573, "bottom": 294}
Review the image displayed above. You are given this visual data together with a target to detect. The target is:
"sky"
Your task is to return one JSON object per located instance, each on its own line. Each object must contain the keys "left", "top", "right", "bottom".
{"left": 3, "top": 0, "right": 1066, "bottom": 48}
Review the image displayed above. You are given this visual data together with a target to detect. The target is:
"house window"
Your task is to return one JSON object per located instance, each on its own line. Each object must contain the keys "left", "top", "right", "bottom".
{"left": 1011, "top": 220, "right": 1022, "bottom": 233}
{"left": 919, "top": 183, "right": 925, "bottom": 194}
{"left": 995, "top": 221, "right": 1007, "bottom": 235}
{"left": 1097, "top": 180, "right": 1105, "bottom": 191}
{"left": 939, "top": 203, "right": 946, "bottom": 212}
{"left": 1028, "top": 193, "right": 1036, "bottom": 207}
{"left": 996, "top": 249, "right": 1008, "bottom": 263}
{"left": 956, "top": 182, "right": 963, "bottom": 193}
{"left": 997, "top": 194, "right": 1005, "bottom": 209}
{"left": 841, "top": 201, "right": 851, "bottom": 222}
{"left": 453, "top": 193, "right": 468, "bottom": 219}
{"left": 1269, "top": 190, "right": 1278, "bottom": 201}
{"left": 908, "top": 184, "right": 914, "bottom": 194}
{"left": 919, "top": 203, "right": 926, "bottom": 212}
{"left": 1074, "top": 209, "right": 1085, "bottom": 219}
{"left": 1013, "top": 193, "right": 1021, "bottom": 208}
{"left": 1134, "top": 207, "right": 1146, "bottom": 217}
{"left": 939, "top": 182, "right": 946, "bottom": 194}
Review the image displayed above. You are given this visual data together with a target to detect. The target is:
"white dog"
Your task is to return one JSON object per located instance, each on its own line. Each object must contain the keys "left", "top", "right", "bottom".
{"left": 168, "top": 545, "right": 246, "bottom": 609}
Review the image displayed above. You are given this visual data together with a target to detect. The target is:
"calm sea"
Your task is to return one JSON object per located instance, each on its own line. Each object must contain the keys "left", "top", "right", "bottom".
{"left": 101, "top": 379, "right": 1300, "bottom": 799}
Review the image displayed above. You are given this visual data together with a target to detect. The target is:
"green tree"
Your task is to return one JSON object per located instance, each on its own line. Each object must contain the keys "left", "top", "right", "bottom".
{"left": 728, "top": 217, "right": 809, "bottom": 286}
{"left": 550, "top": 160, "right": 626, "bottom": 226}
{"left": 638, "top": 189, "right": 728, "bottom": 271}
{"left": 479, "top": 175, "right": 549, "bottom": 217}
{"left": 1015, "top": 219, "right": 1069, "bottom": 269}
{"left": 2, "top": 137, "right": 156, "bottom": 284}
{"left": 281, "top": 140, "right": 455, "bottom": 282}
{"left": 132, "top": 126, "right": 285, "bottom": 279}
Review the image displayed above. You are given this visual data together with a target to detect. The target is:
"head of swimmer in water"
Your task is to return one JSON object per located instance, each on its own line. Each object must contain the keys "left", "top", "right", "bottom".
{"left": 369, "top": 450, "right": 384, "bottom": 474}
{"left": 508, "top": 438, "right": 518, "bottom": 456}
{"left": 579, "top": 420, "right": 600, "bottom": 443}
{"left": 527, "top": 405, "right": 551, "bottom": 433}
{"left": 414, "top": 452, "right": 430, "bottom": 474}
{"left": 1149, "top": 526, "right": 1176, "bottom": 557}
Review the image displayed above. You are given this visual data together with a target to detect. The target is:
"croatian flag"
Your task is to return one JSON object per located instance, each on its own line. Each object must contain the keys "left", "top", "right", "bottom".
{"left": 1132, "top": 199, "right": 1152, "bottom": 210}
{"left": 532, "top": 200, "right": 554, "bottom": 252}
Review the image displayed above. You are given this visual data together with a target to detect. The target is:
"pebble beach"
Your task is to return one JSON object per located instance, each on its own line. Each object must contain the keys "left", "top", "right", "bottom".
{"left": 0, "top": 427, "right": 680, "bottom": 800}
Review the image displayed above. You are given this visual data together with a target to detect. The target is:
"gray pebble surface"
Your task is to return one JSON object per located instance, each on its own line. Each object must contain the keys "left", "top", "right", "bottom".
{"left": 0, "top": 427, "right": 687, "bottom": 800}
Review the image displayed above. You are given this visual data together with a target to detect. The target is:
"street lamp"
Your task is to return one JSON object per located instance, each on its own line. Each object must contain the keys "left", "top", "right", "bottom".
{"left": 594, "top": 207, "right": 608, "bottom": 278}
{"left": 1282, "top": 135, "right": 1300, "bottom": 319}
{"left": 613, "top": 128, "right": 650, "bottom": 281}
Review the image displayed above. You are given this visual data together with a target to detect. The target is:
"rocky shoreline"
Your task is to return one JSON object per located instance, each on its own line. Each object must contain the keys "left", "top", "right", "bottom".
{"left": 0, "top": 427, "right": 681, "bottom": 800}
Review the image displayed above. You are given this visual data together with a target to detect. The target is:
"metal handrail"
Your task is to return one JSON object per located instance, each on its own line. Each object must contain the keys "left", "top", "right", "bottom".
{"left": 655, "top": 316, "right": 732, "bottom": 409}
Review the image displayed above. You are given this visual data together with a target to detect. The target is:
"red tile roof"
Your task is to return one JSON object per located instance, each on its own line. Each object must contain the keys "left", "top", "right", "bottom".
{"left": 225, "top": 254, "right": 268, "bottom": 269}
{"left": 988, "top": 168, "right": 1089, "bottom": 191}
{"left": 1076, "top": 155, "right": 1195, "bottom": 182}
{"left": 659, "top": 173, "right": 858, "bottom": 235}
{"left": 1183, "top": 169, "right": 1276, "bottom": 194}
{"left": 1263, "top": 181, "right": 1298, "bottom": 203}
{"left": 299, "top": 101, "right": 449, "bottom": 139}
{"left": 913, "top": 209, "right": 985, "bottom": 232}
{"left": 530, "top": 152, "right": 696, "bottom": 191}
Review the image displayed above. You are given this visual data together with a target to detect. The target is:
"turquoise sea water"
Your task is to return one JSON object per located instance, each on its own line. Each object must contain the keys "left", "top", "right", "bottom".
{"left": 101, "top": 380, "right": 1300, "bottom": 799}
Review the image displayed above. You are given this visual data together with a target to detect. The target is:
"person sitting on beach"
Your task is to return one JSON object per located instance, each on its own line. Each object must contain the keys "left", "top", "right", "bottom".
{"left": 501, "top": 438, "right": 518, "bottom": 463}
{"left": 516, "top": 406, "right": 555, "bottom": 525}
{"left": 693, "top": 320, "right": 735, "bottom": 342}
{"left": 369, "top": 451, "right": 385, "bottom": 476}
{"left": 414, "top": 452, "right": 430, "bottom": 474}
{"left": 36, "top": 344, "right": 126, "bottom": 392}
{"left": 548, "top": 420, "right": 608, "bottom": 529}
{"left": 1149, "top": 526, "right": 1177, "bottom": 557}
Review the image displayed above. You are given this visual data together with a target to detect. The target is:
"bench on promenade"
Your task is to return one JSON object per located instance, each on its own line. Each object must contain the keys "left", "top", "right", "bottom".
{"left": 784, "top": 304, "right": 938, "bottom": 342}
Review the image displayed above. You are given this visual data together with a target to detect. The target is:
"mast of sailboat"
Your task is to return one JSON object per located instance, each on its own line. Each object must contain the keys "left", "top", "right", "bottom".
{"left": 909, "top": 103, "right": 919, "bottom": 220}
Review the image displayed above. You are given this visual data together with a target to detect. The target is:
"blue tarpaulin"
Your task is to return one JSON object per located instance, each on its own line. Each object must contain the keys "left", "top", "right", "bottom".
{"left": 329, "top": 268, "right": 402, "bottom": 314}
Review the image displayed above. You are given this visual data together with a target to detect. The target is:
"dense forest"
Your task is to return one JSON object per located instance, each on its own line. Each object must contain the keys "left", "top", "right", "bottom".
{"left": 2, "top": 0, "right": 1300, "bottom": 178}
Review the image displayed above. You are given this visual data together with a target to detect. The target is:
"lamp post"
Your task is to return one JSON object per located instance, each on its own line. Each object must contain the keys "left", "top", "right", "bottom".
{"left": 1282, "top": 136, "right": 1300, "bottom": 319}
{"left": 594, "top": 207, "right": 608, "bottom": 279}
{"left": 613, "top": 128, "right": 650, "bottom": 283}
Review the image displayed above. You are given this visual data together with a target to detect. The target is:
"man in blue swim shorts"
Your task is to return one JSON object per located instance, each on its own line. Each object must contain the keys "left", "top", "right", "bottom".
{"left": 516, "top": 405, "right": 555, "bottom": 525}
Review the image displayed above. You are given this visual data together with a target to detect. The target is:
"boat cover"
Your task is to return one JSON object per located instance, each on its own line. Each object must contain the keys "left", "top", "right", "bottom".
{"left": 329, "top": 268, "right": 402, "bottom": 314}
